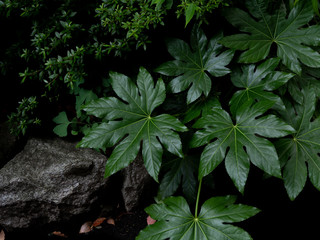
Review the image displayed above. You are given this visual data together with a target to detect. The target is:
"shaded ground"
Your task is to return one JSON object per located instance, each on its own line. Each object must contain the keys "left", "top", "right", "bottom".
{"left": 1, "top": 126, "right": 320, "bottom": 240}
{"left": 2, "top": 209, "right": 147, "bottom": 240}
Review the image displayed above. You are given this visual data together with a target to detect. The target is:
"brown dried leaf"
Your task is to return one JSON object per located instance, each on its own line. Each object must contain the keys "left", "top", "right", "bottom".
{"left": 92, "top": 217, "right": 107, "bottom": 227}
{"left": 52, "top": 231, "right": 67, "bottom": 238}
{"left": 79, "top": 221, "right": 92, "bottom": 234}
{"left": 0, "top": 230, "right": 5, "bottom": 240}
{"left": 107, "top": 218, "right": 115, "bottom": 225}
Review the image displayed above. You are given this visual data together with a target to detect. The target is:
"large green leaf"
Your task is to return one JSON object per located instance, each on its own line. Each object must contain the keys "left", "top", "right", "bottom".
{"left": 221, "top": 0, "right": 320, "bottom": 74}
{"left": 276, "top": 88, "right": 320, "bottom": 200}
{"left": 78, "top": 67, "right": 188, "bottom": 181}
{"left": 183, "top": 96, "right": 221, "bottom": 123}
{"left": 287, "top": 67, "right": 320, "bottom": 104}
{"left": 191, "top": 100, "right": 295, "bottom": 193}
{"left": 230, "top": 58, "right": 295, "bottom": 115}
{"left": 157, "top": 155, "right": 197, "bottom": 203}
{"left": 137, "top": 195, "right": 260, "bottom": 240}
{"left": 75, "top": 88, "right": 98, "bottom": 118}
{"left": 156, "top": 26, "right": 234, "bottom": 104}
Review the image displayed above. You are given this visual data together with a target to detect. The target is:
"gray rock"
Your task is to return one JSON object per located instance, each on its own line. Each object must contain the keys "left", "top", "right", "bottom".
{"left": 121, "top": 154, "right": 153, "bottom": 212}
{"left": 0, "top": 138, "right": 108, "bottom": 231}
{"left": 0, "top": 122, "right": 18, "bottom": 167}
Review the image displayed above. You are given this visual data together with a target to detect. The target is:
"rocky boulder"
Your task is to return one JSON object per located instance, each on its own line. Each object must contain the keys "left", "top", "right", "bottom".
{"left": 0, "top": 122, "right": 19, "bottom": 168}
{"left": 121, "top": 154, "right": 154, "bottom": 212}
{"left": 0, "top": 138, "right": 108, "bottom": 231}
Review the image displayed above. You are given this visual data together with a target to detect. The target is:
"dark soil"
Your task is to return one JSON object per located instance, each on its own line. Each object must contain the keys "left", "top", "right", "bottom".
{"left": 2, "top": 209, "right": 148, "bottom": 240}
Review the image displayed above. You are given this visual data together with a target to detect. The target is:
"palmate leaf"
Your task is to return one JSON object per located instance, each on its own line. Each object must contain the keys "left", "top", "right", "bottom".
{"left": 276, "top": 88, "right": 320, "bottom": 200}
{"left": 288, "top": 66, "right": 320, "bottom": 104}
{"left": 156, "top": 26, "right": 234, "bottom": 104}
{"left": 137, "top": 195, "right": 260, "bottom": 240}
{"left": 75, "top": 88, "right": 98, "bottom": 118}
{"left": 183, "top": 96, "right": 221, "bottom": 123}
{"left": 191, "top": 100, "right": 295, "bottom": 193}
{"left": 221, "top": 0, "right": 320, "bottom": 74}
{"left": 230, "top": 58, "right": 295, "bottom": 115}
{"left": 157, "top": 155, "right": 197, "bottom": 203}
{"left": 78, "top": 67, "right": 187, "bottom": 182}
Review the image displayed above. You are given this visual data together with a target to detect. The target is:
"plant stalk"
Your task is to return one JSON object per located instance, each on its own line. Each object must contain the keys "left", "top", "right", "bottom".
{"left": 195, "top": 177, "right": 203, "bottom": 218}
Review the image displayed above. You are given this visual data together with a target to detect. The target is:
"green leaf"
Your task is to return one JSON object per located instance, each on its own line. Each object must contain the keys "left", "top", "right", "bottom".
{"left": 288, "top": 67, "right": 320, "bottom": 104}
{"left": 137, "top": 195, "right": 260, "bottom": 240}
{"left": 156, "top": 26, "right": 234, "bottom": 104}
{"left": 183, "top": 96, "right": 221, "bottom": 123}
{"left": 312, "top": 0, "right": 320, "bottom": 17}
{"left": 152, "top": 0, "right": 173, "bottom": 9}
{"left": 53, "top": 111, "right": 71, "bottom": 137}
{"left": 157, "top": 156, "right": 197, "bottom": 203}
{"left": 185, "top": 3, "right": 196, "bottom": 27}
{"left": 78, "top": 67, "right": 187, "bottom": 182}
{"left": 230, "top": 58, "right": 295, "bottom": 115}
{"left": 75, "top": 88, "right": 98, "bottom": 118}
{"left": 191, "top": 100, "right": 295, "bottom": 193}
{"left": 221, "top": 0, "right": 320, "bottom": 74}
{"left": 276, "top": 88, "right": 320, "bottom": 200}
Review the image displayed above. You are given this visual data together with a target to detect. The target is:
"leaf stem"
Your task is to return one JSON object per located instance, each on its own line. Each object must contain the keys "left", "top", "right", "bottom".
{"left": 195, "top": 177, "right": 202, "bottom": 218}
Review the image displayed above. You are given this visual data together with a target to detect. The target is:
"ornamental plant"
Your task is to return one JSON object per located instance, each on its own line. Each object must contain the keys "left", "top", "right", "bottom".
{"left": 74, "top": 0, "right": 320, "bottom": 236}
{"left": 3, "top": 0, "right": 320, "bottom": 239}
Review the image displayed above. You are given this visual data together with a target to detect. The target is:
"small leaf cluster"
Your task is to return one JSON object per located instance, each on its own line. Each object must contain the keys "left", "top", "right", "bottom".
{"left": 95, "top": 0, "right": 167, "bottom": 55}
{"left": 2, "top": 0, "right": 229, "bottom": 137}
{"left": 7, "top": 97, "right": 41, "bottom": 136}
{"left": 17, "top": 3, "right": 85, "bottom": 95}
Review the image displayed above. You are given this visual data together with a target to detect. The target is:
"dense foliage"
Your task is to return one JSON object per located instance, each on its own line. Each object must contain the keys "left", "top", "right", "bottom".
{"left": 2, "top": 0, "right": 320, "bottom": 239}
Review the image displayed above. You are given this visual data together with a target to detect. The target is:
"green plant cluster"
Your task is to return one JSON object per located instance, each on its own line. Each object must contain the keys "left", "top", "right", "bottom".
{"left": 1, "top": 0, "right": 225, "bottom": 136}
{"left": 7, "top": 96, "right": 41, "bottom": 136}
{"left": 176, "top": 0, "right": 229, "bottom": 25}
{"left": 76, "top": 1, "right": 320, "bottom": 238}
{"left": 2, "top": 0, "right": 320, "bottom": 239}
{"left": 95, "top": 0, "right": 167, "bottom": 54}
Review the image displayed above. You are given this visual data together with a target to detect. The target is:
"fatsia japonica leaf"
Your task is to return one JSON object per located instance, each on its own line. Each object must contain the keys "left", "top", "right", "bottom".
{"left": 288, "top": 67, "right": 320, "bottom": 104}
{"left": 230, "top": 58, "right": 295, "bottom": 115}
{"left": 75, "top": 88, "right": 98, "bottom": 118}
{"left": 191, "top": 100, "right": 295, "bottom": 193}
{"left": 78, "top": 67, "right": 188, "bottom": 182}
{"left": 221, "top": 0, "right": 320, "bottom": 74}
{"left": 137, "top": 195, "right": 260, "bottom": 240}
{"left": 183, "top": 96, "right": 221, "bottom": 123}
{"left": 155, "top": 26, "right": 234, "bottom": 104}
{"left": 157, "top": 155, "right": 197, "bottom": 203}
{"left": 276, "top": 88, "right": 320, "bottom": 200}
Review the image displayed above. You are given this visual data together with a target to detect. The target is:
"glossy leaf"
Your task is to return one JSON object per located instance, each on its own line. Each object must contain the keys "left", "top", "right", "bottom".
{"left": 191, "top": 100, "right": 295, "bottom": 193}
{"left": 312, "top": 0, "right": 320, "bottom": 17}
{"left": 157, "top": 156, "right": 197, "bottom": 203}
{"left": 137, "top": 195, "right": 260, "bottom": 240}
{"left": 156, "top": 26, "right": 234, "bottom": 104}
{"left": 230, "top": 58, "right": 295, "bottom": 115}
{"left": 221, "top": 0, "right": 320, "bottom": 74}
{"left": 276, "top": 88, "right": 320, "bottom": 200}
{"left": 75, "top": 88, "right": 98, "bottom": 118}
{"left": 183, "top": 96, "right": 221, "bottom": 123}
{"left": 287, "top": 67, "right": 320, "bottom": 104}
{"left": 78, "top": 67, "right": 187, "bottom": 181}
